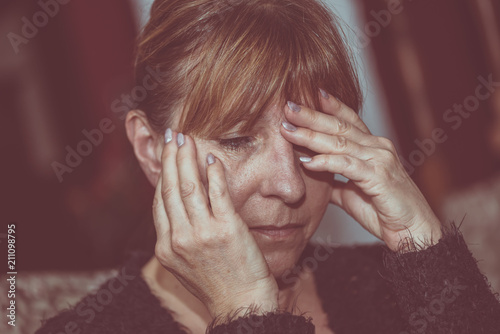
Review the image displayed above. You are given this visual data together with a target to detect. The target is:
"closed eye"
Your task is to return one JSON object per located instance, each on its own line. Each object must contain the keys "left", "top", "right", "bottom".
{"left": 218, "top": 136, "right": 254, "bottom": 152}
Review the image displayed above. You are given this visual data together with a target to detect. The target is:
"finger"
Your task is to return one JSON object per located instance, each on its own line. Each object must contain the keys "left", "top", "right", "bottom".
{"left": 206, "top": 154, "right": 237, "bottom": 220}
{"left": 284, "top": 101, "right": 375, "bottom": 147}
{"left": 318, "top": 89, "right": 372, "bottom": 135}
{"left": 152, "top": 174, "right": 170, "bottom": 240}
{"left": 299, "top": 154, "right": 373, "bottom": 184}
{"left": 280, "top": 125, "right": 376, "bottom": 160}
{"left": 176, "top": 134, "right": 211, "bottom": 226}
{"left": 329, "top": 179, "right": 370, "bottom": 209}
{"left": 161, "top": 130, "right": 191, "bottom": 233}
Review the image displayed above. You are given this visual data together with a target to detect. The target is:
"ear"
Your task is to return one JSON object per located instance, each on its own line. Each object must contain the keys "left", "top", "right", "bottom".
{"left": 125, "top": 110, "right": 162, "bottom": 187}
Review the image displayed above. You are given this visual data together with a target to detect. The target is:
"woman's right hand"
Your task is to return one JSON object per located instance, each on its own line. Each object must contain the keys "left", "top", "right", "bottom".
{"left": 152, "top": 129, "right": 279, "bottom": 320}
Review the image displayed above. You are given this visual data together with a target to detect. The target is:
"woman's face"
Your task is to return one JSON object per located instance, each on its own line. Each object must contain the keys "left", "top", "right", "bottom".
{"left": 170, "top": 101, "right": 334, "bottom": 280}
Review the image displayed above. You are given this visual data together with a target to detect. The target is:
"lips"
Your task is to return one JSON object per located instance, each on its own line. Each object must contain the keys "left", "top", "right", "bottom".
{"left": 249, "top": 223, "right": 304, "bottom": 230}
{"left": 249, "top": 223, "right": 304, "bottom": 240}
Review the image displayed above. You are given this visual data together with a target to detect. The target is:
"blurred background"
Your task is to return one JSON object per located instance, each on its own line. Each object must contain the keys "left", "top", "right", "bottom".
{"left": 1, "top": 0, "right": 499, "bottom": 332}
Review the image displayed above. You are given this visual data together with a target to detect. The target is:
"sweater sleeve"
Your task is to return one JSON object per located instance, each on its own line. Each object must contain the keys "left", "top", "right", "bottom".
{"left": 206, "top": 309, "right": 315, "bottom": 334}
{"left": 382, "top": 221, "right": 500, "bottom": 334}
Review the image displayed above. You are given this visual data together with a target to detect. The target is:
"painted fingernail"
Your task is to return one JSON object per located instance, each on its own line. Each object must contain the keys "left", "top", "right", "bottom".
{"left": 207, "top": 153, "right": 215, "bottom": 165}
{"left": 300, "top": 157, "right": 312, "bottom": 163}
{"left": 165, "top": 128, "right": 172, "bottom": 144}
{"left": 177, "top": 133, "right": 185, "bottom": 147}
{"left": 287, "top": 101, "right": 301, "bottom": 112}
{"left": 282, "top": 121, "right": 297, "bottom": 132}
{"left": 320, "top": 89, "right": 329, "bottom": 99}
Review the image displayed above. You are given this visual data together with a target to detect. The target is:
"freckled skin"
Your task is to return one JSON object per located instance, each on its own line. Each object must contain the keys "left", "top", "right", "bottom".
{"left": 182, "top": 104, "right": 334, "bottom": 282}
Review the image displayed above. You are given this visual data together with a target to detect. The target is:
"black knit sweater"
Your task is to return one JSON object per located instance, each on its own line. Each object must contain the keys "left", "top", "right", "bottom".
{"left": 35, "top": 223, "right": 500, "bottom": 333}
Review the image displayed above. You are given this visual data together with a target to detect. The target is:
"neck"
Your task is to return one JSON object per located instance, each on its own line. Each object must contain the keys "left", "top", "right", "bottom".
{"left": 140, "top": 257, "right": 312, "bottom": 325}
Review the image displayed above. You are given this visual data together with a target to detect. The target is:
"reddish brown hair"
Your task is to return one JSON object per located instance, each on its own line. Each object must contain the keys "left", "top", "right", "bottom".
{"left": 134, "top": 0, "right": 362, "bottom": 139}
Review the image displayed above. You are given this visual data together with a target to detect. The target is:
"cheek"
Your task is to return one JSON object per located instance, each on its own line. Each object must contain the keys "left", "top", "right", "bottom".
{"left": 219, "top": 161, "right": 257, "bottom": 211}
{"left": 303, "top": 172, "right": 333, "bottom": 215}
{"left": 193, "top": 144, "right": 255, "bottom": 212}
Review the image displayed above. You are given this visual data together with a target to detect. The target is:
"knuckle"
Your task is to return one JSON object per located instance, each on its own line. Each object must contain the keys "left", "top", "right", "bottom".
{"left": 192, "top": 231, "right": 209, "bottom": 245}
{"left": 195, "top": 229, "right": 232, "bottom": 248}
{"left": 334, "top": 136, "right": 348, "bottom": 151}
{"left": 154, "top": 242, "right": 169, "bottom": 261}
{"left": 306, "top": 130, "right": 317, "bottom": 142}
{"left": 336, "top": 118, "right": 351, "bottom": 135}
{"left": 194, "top": 230, "right": 216, "bottom": 245}
{"left": 218, "top": 227, "right": 233, "bottom": 241}
{"left": 378, "top": 137, "right": 397, "bottom": 153}
{"left": 179, "top": 181, "right": 196, "bottom": 199}
{"left": 342, "top": 155, "right": 355, "bottom": 170}
{"left": 170, "top": 235, "right": 190, "bottom": 253}
{"left": 317, "top": 156, "right": 329, "bottom": 168}
{"left": 161, "top": 185, "right": 177, "bottom": 201}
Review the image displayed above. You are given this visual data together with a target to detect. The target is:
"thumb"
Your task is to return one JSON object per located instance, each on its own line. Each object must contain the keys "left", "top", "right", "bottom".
{"left": 330, "top": 179, "right": 370, "bottom": 209}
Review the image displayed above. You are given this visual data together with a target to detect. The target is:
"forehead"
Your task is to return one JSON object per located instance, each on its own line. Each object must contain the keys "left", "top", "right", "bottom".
{"left": 259, "top": 101, "right": 283, "bottom": 121}
{"left": 228, "top": 101, "right": 285, "bottom": 133}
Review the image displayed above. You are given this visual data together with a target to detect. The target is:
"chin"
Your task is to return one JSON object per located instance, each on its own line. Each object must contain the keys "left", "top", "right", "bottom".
{"left": 247, "top": 224, "right": 316, "bottom": 286}
{"left": 258, "top": 240, "right": 308, "bottom": 284}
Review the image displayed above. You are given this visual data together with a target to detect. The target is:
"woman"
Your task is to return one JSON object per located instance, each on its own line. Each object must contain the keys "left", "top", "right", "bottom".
{"left": 36, "top": 0, "right": 500, "bottom": 333}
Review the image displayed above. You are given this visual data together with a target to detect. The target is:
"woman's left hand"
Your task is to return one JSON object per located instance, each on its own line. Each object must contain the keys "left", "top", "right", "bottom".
{"left": 280, "top": 90, "right": 442, "bottom": 252}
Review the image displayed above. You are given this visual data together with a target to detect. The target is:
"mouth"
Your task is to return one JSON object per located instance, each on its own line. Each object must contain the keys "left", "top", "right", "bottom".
{"left": 249, "top": 223, "right": 304, "bottom": 240}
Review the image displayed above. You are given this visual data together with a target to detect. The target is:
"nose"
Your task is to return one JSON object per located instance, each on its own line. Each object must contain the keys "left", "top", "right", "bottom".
{"left": 258, "top": 135, "right": 306, "bottom": 204}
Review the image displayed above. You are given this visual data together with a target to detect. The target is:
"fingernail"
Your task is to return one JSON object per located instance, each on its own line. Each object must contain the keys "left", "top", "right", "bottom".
{"left": 282, "top": 121, "right": 297, "bottom": 132}
{"left": 165, "top": 128, "right": 172, "bottom": 144}
{"left": 177, "top": 133, "right": 185, "bottom": 147}
{"left": 320, "top": 89, "right": 329, "bottom": 99}
{"left": 300, "top": 157, "right": 312, "bottom": 163}
{"left": 287, "top": 101, "right": 301, "bottom": 112}
{"left": 207, "top": 153, "right": 215, "bottom": 165}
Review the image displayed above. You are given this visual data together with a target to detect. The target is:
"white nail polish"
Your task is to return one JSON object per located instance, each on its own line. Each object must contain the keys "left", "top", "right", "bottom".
{"left": 282, "top": 122, "right": 297, "bottom": 132}
{"left": 287, "top": 101, "right": 301, "bottom": 112}
{"left": 320, "top": 89, "right": 329, "bottom": 99}
{"left": 165, "top": 128, "right": 172, "bottom": 143}
{"left": 177, "top": 133, "right": 185, "bottom": 147}
{"left": 207, "top": 153, "right": 215, "bottom": 165}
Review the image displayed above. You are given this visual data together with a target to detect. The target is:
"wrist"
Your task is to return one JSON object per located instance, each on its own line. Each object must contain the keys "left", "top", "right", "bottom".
{"left": 208, "top": 275, "right": 279, "bottom": 322}
{"left": 209, "top": 298, "right": 279, "bottom": 323}
{"left": 384, "top": 219, "right": 443, "bottom": 253}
